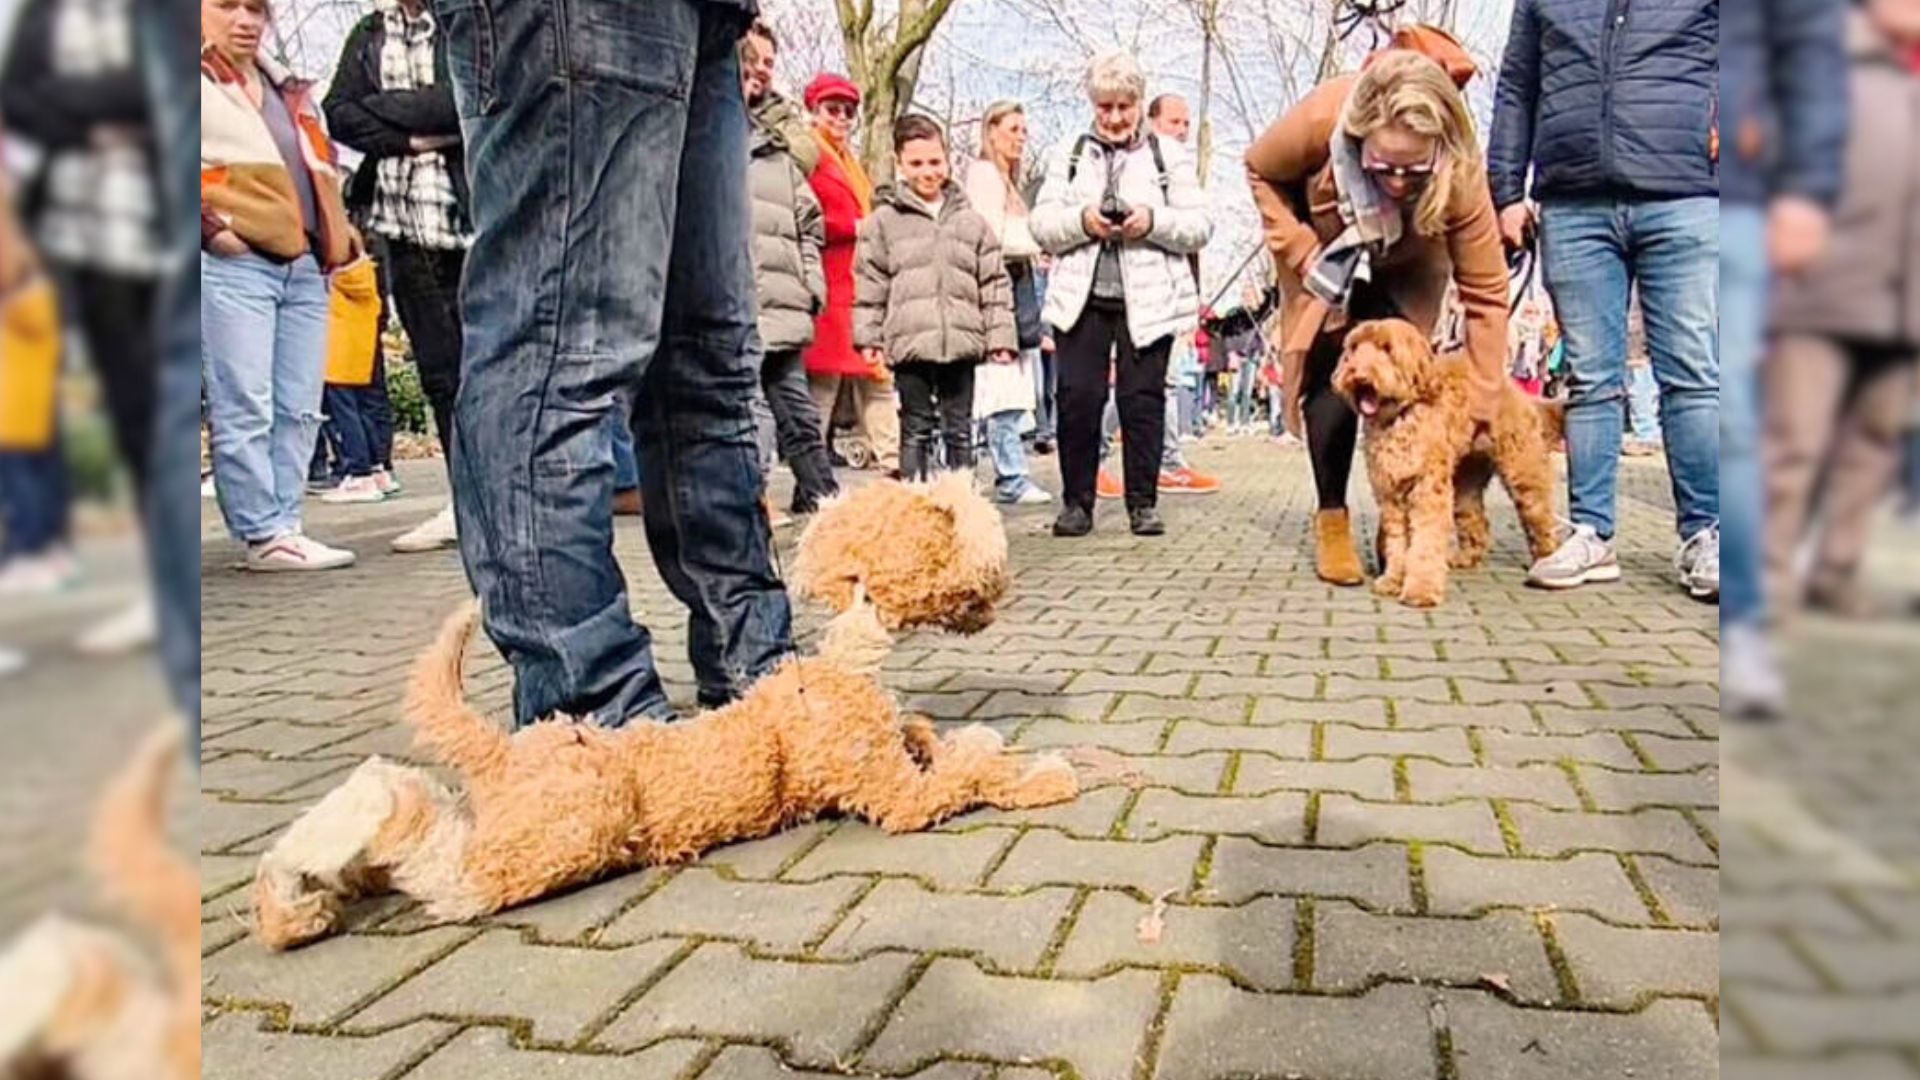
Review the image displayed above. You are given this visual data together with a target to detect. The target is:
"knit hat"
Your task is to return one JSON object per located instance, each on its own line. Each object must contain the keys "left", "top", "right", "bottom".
{"left": 803, "top": 73, "right": 861, "bottom": 110}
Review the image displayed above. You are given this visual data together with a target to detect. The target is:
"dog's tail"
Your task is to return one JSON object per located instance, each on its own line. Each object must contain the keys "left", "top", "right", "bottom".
{"left": 87, "top": 723, "right": 199, "bottom": 1006}
{"left": 1534, "top": 395, "right": 1568, "bottom": 447}
{"left": 406, "top": 601, "right": 511, "bottom": 781}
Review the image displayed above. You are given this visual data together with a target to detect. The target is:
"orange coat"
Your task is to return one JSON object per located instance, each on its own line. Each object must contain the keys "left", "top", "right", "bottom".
{"left": 1245, "top": 73, "right": 1509, "bottom": 425}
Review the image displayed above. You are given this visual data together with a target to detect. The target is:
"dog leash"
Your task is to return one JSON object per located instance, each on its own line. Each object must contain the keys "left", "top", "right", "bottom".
{"left": 1507, "top": 232, "right": 1539, "bottom": 316}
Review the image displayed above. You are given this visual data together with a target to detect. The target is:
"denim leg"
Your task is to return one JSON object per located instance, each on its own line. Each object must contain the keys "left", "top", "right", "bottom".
{"left": 609, "top": 398, "right": 640, "bottom": 493}
{"left": 0, "top": 447, "right": 69, "bottom": 558}
{"left": 1540, "top": 200, "right": 1632, "bottom": 539}
{"left": 1034, "top": 349, "right": 1057, "bottom": 442}
{"left": 446, "top": 0, "right": 709, "bottom": 726}
{"left": 632, "top": 8, "right": 792, "bottom": 706}
{"left": 203, "top": 252, "right": 291, "bottom": 542}
{"left": 271, "top": 255, "right": 331, "bottom": 531}
{"left": 750, "top": 385, "right": 778, "bottom": 480}
{"left": 988, "top": 409, "right": 1030, "bottom": 499}
{"left": 366, "top": 351, "right": 396, "bottom": 470}
{"left": 1160, "top": 387, "right": 1184, "bottom": 470}
{"left": 1626, "top": 364, "right": 1662, "bottom": 443}
{"left": 1629, "top": 196, "right": 1720, "bottom": 541}
{"left": 324, "top": 386, "right": 374, "bottom": 477}
{"left": 1719, "top": 204, "right": 1768, "bottom": 625}
{"left": 1099, "top": 393, "right": 1119, "bottom": 464}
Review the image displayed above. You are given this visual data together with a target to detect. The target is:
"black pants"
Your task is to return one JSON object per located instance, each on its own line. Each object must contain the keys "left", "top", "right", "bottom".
{"left": 61, "top": 267, "right": 158, "bottom": 507}
{"left": 894, "top": 360, "right": 977, "bottom": 481}
{"left": 386, "top": 239, "right": 466, "bottom": 476}
{"left": 1303, "top": 285, "right": 1401, "bottom": 510}
{"left": 761, "top": 347, "right": 838, "bottom": 509}
{"left": 1057, "top": 298, "right": 1170, "bottom": 511}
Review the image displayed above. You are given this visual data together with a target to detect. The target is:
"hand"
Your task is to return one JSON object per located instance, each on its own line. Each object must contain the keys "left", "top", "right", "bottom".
{"left": 1498, "top": 202, "right": 1537, "bottom": 251}
{"left": 1768, "top": 195, "right": 1831, "bottom": 276}
{"left": 409, "top": 133, "right": 459, "bottom": 154}
{"left": 1082, "top": 206, "right": 1117, "bottom": 241}
{"left": 1120, "top": 206, "right": 1153, "bottom": 241}
{"left": 1283, "top": 393, "right": 1305, "bottom": 440}
{"left": 989, "top": 349, "right": 1017, "bottom": 365}
{"left": 206, "top": 229, "right": 249, "bottom": 257}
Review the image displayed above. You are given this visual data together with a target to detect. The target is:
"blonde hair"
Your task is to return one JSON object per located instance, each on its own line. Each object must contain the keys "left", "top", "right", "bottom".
{"left": 1085, "top": 50, "right": 1146, "bottom": 104}
{"left": 982, "top": 100, "right": 1026, "bottom": 179}
{"left": 1342, "top": 51, "right": 1481, "bottom": 238}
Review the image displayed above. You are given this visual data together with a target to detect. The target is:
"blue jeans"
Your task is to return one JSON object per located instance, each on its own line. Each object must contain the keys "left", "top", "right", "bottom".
{"left": 322, "top": 359, "right": 394, "bottom": 479}
{"left": 1626, "top": 363, "right": 1662, "bottom": 444}
{"left": 610, "top": 399, "right": 640, "bottom": 493}
{"left": 202, "top": 251, "right": 330, "bottom": 543}
{"left": 1033, "top": 350, "right": 1057, "bottom": 443}
{"left": 986, "top": 409, "right": 1034, "bottom": 501}
{"left": 444, "top": 0, "right": 790, "bottom": 727}
{"left": 1541, "top": 196, "right": 1719, "bottom": 541}
{"left": 0, "top": 445, "right": 70, "bottom": 559}
{"left": 1229, "top": 361, "right": 1259, "bottom": 427}
{"left": 1719, "top": 205, "right": 1768, "bottom": 625}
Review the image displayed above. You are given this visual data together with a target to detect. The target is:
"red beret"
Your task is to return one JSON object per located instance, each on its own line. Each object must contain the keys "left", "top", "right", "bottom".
{"left": 803, "top": 73, "right": 861, "bottom": 110}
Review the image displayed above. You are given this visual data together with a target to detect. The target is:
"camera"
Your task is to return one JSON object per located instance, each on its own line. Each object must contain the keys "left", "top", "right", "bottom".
{"left": 1100, "top": 193, "right": 1131, "bottom": 226}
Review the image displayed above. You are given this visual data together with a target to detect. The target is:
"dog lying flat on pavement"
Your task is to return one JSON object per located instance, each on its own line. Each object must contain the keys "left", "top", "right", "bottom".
{"left": 1333, "top": 319, "right": 1564, "bottom": 608}
{"left": 251, "top": 474, "right": 1077, "bottom": 950}
{"left": 0, "top": 725, "right": 200, "bottom": 1080}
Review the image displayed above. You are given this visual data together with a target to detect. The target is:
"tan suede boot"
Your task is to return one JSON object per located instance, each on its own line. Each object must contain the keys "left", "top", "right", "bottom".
{"left": 1315, "top": 509, "right": 1365, "bottom": 586}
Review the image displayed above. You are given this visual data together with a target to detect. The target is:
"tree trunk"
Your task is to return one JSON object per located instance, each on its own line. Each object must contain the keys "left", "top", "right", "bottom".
{"left": 1196, "top": 1, "right": 1215, "bottom": 187}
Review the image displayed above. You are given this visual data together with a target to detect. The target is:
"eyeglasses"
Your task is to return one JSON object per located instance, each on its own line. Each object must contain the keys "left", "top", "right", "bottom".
{"left": 821, "top": 100, "right": 858, "bottom": 119}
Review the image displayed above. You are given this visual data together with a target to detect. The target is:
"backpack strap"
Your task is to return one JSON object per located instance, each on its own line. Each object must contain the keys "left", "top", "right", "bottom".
{"left": 1147, "top": 133, "right": 1170, "bottom": 200}
{"left": 1065, "top": 133, "right": 1094, "bottom": 185}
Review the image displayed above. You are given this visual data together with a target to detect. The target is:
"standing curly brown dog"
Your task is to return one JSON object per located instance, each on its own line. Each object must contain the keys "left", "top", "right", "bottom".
{"left": 1332, "top": 319, "right": 1564, "bottom": 607}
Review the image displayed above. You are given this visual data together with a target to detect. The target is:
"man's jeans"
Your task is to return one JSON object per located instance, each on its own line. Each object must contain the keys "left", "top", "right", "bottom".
{"left": 1626, "top": 364, "right": 1663, "bottom": 444}
{"left": 322, "top": 360, "right": 395, "bottom": 479}
{"left": 0, "top": 445, "right": 70, "bottom": 559}
{"left": 444, "top": 0, "right": 792, "bottom": 727}
{"left": 1720, "top": 205, "right": 1768, "bottom": 626}
{"left": 1541, "top": 196, "right": 1719, "bottom": 542}
{"left": 1033, "top": 349, "right": 1057, "bottom": 443}
{"left": 202, "top": 251, "right": 330, "bottom": 543}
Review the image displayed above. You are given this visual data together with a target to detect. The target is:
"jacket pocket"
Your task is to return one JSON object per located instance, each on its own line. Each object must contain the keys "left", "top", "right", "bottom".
{"left": 438, "top": 0, "right": 499, "bottom": 119}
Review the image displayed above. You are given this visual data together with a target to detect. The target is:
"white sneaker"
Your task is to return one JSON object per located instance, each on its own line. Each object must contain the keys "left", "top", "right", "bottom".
{"left": 75, "top": 599, "right": 157, "bottom": 657}
{"left": 0, "top": 550, "right": 80, "bottom": 597}
{"left": 244, "top": 532, "right": 356, "bottom": 572}
{"left": 201, "top": 475, "right": 217, "bottom": 500}
{"left": 392, "top": 505, "right": 458, "bottom": 554}
{"left": 1013, "top": 485, "right": 1054, "bottom": 506}
{"left": 1526, "top": 524, "right": 1621, "bottom": 589}
{"left": 1675, "top": 524, "right": 1720, "bottom": 601}
{"left": 321, "top": 475, "right": 386, "bottom": 504}
{"left": 372, "top": 467, "right": 403, "bottom": 497}
{"left": 1723, "top": 622, "right": 1785, "bottom": 721}
{"left": 0, "top": 647, "right": 22, "bottom": 679}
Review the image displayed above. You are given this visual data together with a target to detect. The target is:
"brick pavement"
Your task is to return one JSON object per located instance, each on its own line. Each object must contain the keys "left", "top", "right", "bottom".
{"left": 201, "top": 440, "right": 1720, "bottom": 1079}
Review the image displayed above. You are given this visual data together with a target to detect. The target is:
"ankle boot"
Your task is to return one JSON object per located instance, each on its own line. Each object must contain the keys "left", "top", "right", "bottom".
{"left": 1315, "top": 509, "right": 1365, "bottom": 586}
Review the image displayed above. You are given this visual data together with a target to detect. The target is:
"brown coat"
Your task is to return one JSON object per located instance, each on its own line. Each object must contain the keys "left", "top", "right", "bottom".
{"left": 1245, "top": 73, "right": 1509, "bottom": 425}
{"left": 1770, "top": 13, "right": 1920, "bottom": 348}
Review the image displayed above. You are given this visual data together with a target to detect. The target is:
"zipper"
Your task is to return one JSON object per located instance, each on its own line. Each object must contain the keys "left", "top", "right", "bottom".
{"left": 1600, "top": 0, "right": 1628, "bottom": 184}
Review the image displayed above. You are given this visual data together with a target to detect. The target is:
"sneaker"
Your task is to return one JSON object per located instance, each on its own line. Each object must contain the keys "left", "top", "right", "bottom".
{"left": 245, "top": 532, "right": 357, "bottom": 572}
{"left": 201, "top": 474, "right": 217, "bottom": 500}
{"left": 75, "top": 599, "right": 157, "bottom": 657}
{"left": 1676, "top": 524, "right": 1719, "bottom": 601}
{"left": 371, "top": 467, "right": 403, "bottom": 496}
{"left": 1158, "top": 466, "right": 1221, "bottom": 495}
{"left": 1723, "top": 622, "right": 1785, "bottom": 722}
{"left": 321, "top": 475, "right": 386, "bottom": 504}
{"left": 0, "top": 550, "right": 80, "bottom": 597}
{"left": 1009, "top": 484, "right": 1054, "bottom": 506}
{"left": 1053, "top": 505, "right": 1094, "bottom": 537}
{"left": 1096, "top": 469, "right": 1124, "bottom": 500}
{"left": 1129, "top": 505, "right": 1166, "bottom": 536}
{"left": 0, "top": 647, "right": 22, "bottom": 679}
{"left": 392, "top": 505, "right": 458, "bottom": 554}
{"left": 306, "top": 477, "right": 336, "bottom": 496}
{"left": 1526, "top": 525, "right": 1620, "bottom": 589}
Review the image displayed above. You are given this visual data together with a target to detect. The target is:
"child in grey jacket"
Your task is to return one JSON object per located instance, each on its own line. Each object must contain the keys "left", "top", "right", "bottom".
{"left": 853, "top": 114, "right": 1018, "bottom": 482}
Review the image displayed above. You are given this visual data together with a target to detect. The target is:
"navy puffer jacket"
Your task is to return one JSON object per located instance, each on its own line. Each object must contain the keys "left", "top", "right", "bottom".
{"left": 1719, "top": 0, "right": 1848, "bottom": 208}
{"left": 1488, "top": 0, "right": 1719, "bottom": 208}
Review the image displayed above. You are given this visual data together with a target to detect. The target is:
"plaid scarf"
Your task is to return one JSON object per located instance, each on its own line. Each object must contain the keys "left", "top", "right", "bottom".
{"left": 367, "top": 0, "right": 466, "bottom": 250}
{"left": 1303, "top": 96, "right": 1405, "bottom": 313}
{"left": 35, "top": 0, "right": 163, "bottom": 276}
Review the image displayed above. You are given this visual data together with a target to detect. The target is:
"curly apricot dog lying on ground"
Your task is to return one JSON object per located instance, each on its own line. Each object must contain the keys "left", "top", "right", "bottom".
{"left": 1333, "top": 319, "right": 1563, "bottom": 608}
{"left": 252, "top": 477, "right": 1074, "bottom": 950}
{"left": 0, "top": 726, "right": 200, "bottom": 1080}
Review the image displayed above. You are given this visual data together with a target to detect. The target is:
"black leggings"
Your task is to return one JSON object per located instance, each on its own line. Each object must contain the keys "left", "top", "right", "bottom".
{"left": 1303, "top": 286, "right": 1401, "bottom": 510}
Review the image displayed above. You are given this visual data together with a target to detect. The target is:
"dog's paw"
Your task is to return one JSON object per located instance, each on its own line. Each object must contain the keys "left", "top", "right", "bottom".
{"left": 947, "top": 724, "right": 1005, "bottom": 755}
{"left": 1448, "top": 550, "right": 1485, "bottom": 570}
{"left": 1370, "top": 575, "right": 1403, "bottom": 598}
{"left": 1398, "top": 579, "right": 1445, "bottom": 608}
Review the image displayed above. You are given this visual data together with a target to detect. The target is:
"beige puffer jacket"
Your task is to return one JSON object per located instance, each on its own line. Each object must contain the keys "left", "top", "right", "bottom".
{"left": 852, "top": 182, "right": 1017, "bottom": 365}
{"left": 750, "top": 117, "right": 827, "bottom": 352}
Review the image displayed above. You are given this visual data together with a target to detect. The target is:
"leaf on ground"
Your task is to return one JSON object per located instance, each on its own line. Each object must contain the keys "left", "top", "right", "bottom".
{"left": 1136, "top": 889, "right": 1176, "bottom": 945}
{"left": 1064, "top": 746, "right": 1149, "bottom": 789}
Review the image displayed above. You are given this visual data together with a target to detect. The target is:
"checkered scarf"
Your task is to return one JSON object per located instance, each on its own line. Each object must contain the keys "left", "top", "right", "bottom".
{"left": 367, "top": 0, "right": 466, "bottom": 250}
{"left": 1303, "top": 94, "right": 1405, "bottom": 313}
{"left": 35, "top": 0, "right": 163, "bottom": 276}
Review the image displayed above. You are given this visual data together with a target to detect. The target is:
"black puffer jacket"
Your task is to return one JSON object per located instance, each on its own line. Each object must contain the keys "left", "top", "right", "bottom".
{"left": 1488, "top": 0, "right": 1719, "bottom": 208}
{"left": 322, "top": 11, "right": 470, "bottom": 226}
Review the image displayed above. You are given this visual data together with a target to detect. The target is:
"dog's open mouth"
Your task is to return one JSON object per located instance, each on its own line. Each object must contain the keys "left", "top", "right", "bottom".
{"left": 1354, "top": 388, "right": 1383, "bottom": 418}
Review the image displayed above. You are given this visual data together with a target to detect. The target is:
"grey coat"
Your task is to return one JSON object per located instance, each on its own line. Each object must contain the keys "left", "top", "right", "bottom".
{"left": 852, "top": 183, "right": 1017, "bottom": 364}
{"left": 1771, "top": 14, "right": 1920, "bottom": 347}
{"left": 751, "top": 117, "right": 826, "bottom": 352}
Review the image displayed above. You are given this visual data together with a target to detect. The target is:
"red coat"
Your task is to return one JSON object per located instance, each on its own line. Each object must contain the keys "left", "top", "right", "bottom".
{"left": 802, "top": 149, "right": 873, "bottom": 378}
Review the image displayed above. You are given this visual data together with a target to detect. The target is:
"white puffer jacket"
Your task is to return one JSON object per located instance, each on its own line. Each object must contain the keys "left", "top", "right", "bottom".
{"left": 1029, "top": 130, "right": 1213, "bottom": 349}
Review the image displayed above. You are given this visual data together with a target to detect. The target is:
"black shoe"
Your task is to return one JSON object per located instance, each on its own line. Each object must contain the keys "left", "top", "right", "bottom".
{"left": 1033, "top": 438, "right": 1055, "bottom": 456}
{"left": 1129, "top": 506, "right": 1166, "bottom": 536}
{"left": 1052, "top": 505, "right": 1093, "bottom": 537}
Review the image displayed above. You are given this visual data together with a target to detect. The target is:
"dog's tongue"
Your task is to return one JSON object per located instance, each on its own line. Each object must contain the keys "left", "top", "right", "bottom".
{"left": 1358, "top": 392, "right": 1381, "bottom": 417}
